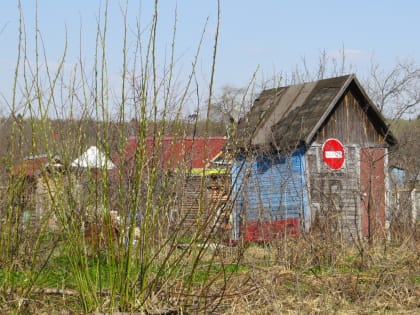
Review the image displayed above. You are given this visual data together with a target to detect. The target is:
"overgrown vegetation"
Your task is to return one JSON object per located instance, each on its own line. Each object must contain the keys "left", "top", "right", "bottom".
{"left": 0, "top": 1, "right": 419, "bottom": 314}
{"left": 0, "top": 235, "right": 418, "bottom": 313}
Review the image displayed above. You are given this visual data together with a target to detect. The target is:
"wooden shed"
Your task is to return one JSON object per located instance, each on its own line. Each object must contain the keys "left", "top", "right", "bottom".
{"left": 232, "top": 74, "right": 397, "bottom": 242}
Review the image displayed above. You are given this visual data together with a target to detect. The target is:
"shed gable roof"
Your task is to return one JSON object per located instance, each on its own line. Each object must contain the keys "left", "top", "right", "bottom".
{"left": 237, "top": 74, "right": 396, "bottom": 150}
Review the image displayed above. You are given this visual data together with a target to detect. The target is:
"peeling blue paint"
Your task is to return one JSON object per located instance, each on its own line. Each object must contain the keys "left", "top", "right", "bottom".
{"left": 231, "top": 147, "right": 309, "bottom": 240}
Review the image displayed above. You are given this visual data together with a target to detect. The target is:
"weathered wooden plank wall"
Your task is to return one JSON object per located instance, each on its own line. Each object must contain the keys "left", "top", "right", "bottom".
{"left": 360, "top": 148, "right": 386, "bottom": 238}
{"left": 176, "top": 174, "right": 230, "bottom": 234}
{"left": 308, "top": 87, "right": 388, "bottom": 239}
{"left": 306, "top": 144, "right": 361, "bottom": 239}
{"left": 316, "top": 87, "right": 385, "bottom": 147}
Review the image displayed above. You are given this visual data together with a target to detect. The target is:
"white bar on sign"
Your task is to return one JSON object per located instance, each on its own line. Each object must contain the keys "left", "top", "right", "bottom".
{"left": 325, "top": 151, "right": 342, "bottom": 158}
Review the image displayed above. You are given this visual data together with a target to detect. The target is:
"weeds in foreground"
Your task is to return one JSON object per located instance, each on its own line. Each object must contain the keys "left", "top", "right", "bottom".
{"left": 221, "top": 233, "right": 419, "bottom": 314}
{"left": 0, "top": 232, "right": 418, "bottom": 314}
{"left": 0, "top": 0, "right": 233, "bottom": 313}
{"left": 0, "top": 1, "right": 419, "bottom": 314}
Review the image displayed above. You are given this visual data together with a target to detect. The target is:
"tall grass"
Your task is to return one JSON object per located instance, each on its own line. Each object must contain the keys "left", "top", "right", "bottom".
{"left": 0, "top": 1, "right": 418, "bottom": 314}
{"left": 0, "top": 0, "right": 243, "bottom": 313}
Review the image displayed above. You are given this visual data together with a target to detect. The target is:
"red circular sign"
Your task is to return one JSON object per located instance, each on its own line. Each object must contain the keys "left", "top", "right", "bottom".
{"left": 322, "top": 139, "right": 345, "bottom": 170}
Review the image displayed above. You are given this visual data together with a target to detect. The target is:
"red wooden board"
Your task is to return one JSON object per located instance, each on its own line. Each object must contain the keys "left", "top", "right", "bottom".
{"left": 243, "top": 218, "right": 299, "bottom": 242}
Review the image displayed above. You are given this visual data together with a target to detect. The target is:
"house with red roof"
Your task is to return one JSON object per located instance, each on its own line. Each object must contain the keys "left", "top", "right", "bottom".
{"left": 116, "top": 136, "right": 227, "bottom": 173}
{"left": 11, "top": 154, "right": 62, "bottom": 177}
{"left": 10, "top": 154, "right": 64, "bottom": 229}
{"left": 114, "top": 136, "right": 231, "bottom": 234}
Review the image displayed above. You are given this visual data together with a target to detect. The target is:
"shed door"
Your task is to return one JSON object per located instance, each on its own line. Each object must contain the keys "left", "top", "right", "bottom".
{"left": 360, "top": 148, "right": 386, "bottom": 238}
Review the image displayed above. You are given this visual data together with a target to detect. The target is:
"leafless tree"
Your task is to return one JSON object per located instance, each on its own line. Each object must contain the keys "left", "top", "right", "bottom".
{"left": 364, "top": 58, "right": 420, "bottom": 118}
{"left": 209, "top": 85, "right": 256, "bottom": 137}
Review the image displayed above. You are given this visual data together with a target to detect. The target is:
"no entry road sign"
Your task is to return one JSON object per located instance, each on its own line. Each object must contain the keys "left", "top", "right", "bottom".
{"left": 322, "top": 138, "right": 345, "bottom": 170}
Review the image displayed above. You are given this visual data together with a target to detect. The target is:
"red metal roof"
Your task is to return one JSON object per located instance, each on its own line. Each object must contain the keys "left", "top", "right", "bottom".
{"left": 11, "top": 156, "right": 50, "bottom": 177}
{"left": 116, "top": 136, "right": 227, "bottom": 171}
{"left": 11, "top": 155, "right": 63, "bottom": 177}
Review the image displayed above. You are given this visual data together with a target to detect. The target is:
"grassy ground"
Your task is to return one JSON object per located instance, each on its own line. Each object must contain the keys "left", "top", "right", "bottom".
{"left": 220, "top": 238, "right": 419, "bottom": 314}
{"left": 0, "top": 229, "right": 418, "bottom": 314}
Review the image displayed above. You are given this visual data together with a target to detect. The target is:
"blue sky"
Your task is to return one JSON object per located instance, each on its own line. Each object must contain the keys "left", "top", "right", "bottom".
{"left": 0, "top": 1, "right": 419, "bottom": 116}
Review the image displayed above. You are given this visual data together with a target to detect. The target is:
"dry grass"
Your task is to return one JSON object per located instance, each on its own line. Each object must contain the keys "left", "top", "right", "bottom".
{"left": 1, "top": 231, "right": 418, "bottom": 314}
{"left": 194, "top": 232, "right": 420, "bottom": 314}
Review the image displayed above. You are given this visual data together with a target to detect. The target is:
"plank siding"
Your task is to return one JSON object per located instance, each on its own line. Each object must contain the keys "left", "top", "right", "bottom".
{"left": 175, "top": 174, "right": 230, "bottom": 234}
{"left": 360, "top": 148, "right": 386, "bottom": 238}
{"left": 232, "top": 149, "right": 307, "bottom": 240}
{"left": 175, "top": 175, "right": 210, "bottom": 233}
{"left": 307, "top": 87, "right": 388, "bottom": 239}
{"left": 306, "top": 145, "right": 361, "bottom": 239}
{"left": 316, "top": 88, "right": 385, "bottom": 147}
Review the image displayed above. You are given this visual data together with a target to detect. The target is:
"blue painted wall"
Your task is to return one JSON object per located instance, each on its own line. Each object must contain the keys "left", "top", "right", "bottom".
{"left": 231, "top": 147, "right": 309, "bottom": 240}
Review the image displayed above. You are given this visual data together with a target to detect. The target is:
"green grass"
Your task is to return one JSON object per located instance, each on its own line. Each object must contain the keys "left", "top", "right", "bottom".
{"left": 1, "top": 250, "right": 249, "bottom": 292}
{"left": 189, "top": 263, "right": 249, "bottom": 285}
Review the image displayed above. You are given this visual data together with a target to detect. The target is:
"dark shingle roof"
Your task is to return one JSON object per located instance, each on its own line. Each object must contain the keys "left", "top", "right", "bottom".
{"left": 236, "top": 74, "right": 396, "bottom": 150}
